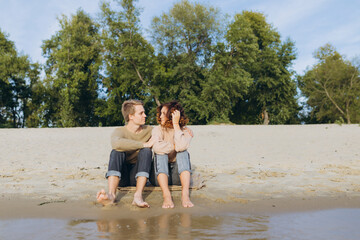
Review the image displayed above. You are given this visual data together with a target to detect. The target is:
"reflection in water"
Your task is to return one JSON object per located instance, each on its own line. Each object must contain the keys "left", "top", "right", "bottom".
{"left": 2, "top": 209, "right": 358, "bottom": 239}
{"left": 95, "top": 213, "right": 193, "bottom": 239}
{"left": 68, "top": 213, "right": 269, "bottom": 240}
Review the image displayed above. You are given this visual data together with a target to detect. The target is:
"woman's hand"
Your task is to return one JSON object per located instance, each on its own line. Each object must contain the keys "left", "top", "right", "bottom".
{"left": 172, "top": 110, "right": 180, "bottom": 125}
{"left": 172, "top": 110, "right": 181, "bottom": 131}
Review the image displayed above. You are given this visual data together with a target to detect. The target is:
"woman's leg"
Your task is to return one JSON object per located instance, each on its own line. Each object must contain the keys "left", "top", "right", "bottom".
{"left": 176, "top": 151, "right": 194, "bottom": 207}
{"left": 155, "top": 154, "right": 174, "bottom": 208}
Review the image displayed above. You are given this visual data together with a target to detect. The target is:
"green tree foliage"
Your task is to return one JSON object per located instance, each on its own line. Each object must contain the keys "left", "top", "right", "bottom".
{"left": 150, "top": 0, "right": 224, "bottom": 124}
{"left": 1, "top": 2, "right": 321, "bottom": 127}
{"left": 24, "top": 64, "right": 46, "bottom": 127}
{"left": 228, "top": 11, "right": 299, "bottom": 124}
{"left": 202, "top": 42, "right": 252, "bottom": 123}
{"left": 42, "top": 9, "right": 102, "bottom": 127}
{"left": 99, "top": 0, "right": 158, "bottom": 125}
{"left": 298, "top": 44, "right": 360, "bottom": 124}
{"left": 0, "top": 29, "right": 39, "bottom": 128}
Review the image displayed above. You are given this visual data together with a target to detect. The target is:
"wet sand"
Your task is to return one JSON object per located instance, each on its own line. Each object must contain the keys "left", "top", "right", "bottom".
{"left": 0, "top": 124, "right": 360, "bottom": 218}
{"left": 0, "top": 196, "right": 360, "bottom": 219}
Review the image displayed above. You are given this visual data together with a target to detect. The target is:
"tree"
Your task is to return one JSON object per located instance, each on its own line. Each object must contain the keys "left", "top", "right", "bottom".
{"left": 201, "top": 42, "right": 252, "bottom": 123}
{"left": 42, "top": 9, "right": 102, "bottom": 127}
{"left": 228, "top": 11, "right": 299, "bottom": 124}
{"left": 24, "top": 64, "right": 47, "bottom": 127}
{"left": 150, "top": 0, "right": 223, "bottom": 124}
{"left": 99, "top": 0, "right": 158, "bottom": 126}
{"left": 0, "top": 29, "right": 38, "bottom": 128}
{"left": 298, "top": 44, "right": 360, "bottom": 124}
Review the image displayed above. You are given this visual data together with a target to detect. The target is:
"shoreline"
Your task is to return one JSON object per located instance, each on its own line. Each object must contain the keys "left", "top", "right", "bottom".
{"left": 1, "top": 195, "right": 359, "bottom": 220}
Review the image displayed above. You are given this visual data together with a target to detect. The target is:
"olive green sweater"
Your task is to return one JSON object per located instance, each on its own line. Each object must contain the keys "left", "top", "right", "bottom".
{"left": 111, "top": 125, "right": 152, "bottom": 164}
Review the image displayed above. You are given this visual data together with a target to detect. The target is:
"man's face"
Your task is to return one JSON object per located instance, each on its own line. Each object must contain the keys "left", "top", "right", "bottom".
{"left": 129, "top": 105, "right": 146, "bottom": 125}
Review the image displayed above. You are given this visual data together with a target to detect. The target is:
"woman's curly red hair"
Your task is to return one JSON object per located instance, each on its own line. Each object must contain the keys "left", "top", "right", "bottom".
{"left": 156, "top": 101, "right": 189, "bottom": 128}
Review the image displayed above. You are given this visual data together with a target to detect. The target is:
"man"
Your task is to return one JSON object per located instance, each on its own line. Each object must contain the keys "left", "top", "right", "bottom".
{"left": 96, "top": 99, "right": 154, "bottom": 207}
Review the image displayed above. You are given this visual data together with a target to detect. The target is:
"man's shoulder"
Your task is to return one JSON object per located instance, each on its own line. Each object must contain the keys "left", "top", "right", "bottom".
{"left": 113, "top": 126, "right": 125, "bottom": 131}
{"left": 111, "top": 126, "right": 126, "bottom": 135}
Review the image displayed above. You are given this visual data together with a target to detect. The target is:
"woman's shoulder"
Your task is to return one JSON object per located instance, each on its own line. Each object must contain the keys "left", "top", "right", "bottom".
{"left": 151, "top": 125, "right": 164, "bottom": 134}
{"left": 152, "top": 125, "right": 176, "bottom": 135}
{"left": 152, "top": 125, "right": 162, "bottom": 131}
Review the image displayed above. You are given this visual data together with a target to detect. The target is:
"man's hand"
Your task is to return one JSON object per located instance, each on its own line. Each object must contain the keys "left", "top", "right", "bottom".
{"left": 143, "top": 137, "right": 155, "bottom": 148}
{"left": 184, "top": 127, "right": 194, "bottom": 137}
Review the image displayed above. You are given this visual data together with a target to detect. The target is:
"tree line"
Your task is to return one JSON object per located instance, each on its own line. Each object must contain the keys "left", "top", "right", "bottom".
{"left": 1, "top": 0, "right": 359, "bottom": 128}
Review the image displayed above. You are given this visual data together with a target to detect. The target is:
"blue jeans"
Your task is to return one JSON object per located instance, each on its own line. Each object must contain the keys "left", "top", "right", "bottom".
{"left": 105, "top": 148, "right": 152, "bottom": 187}
{"left": 150, "top": 151, "right": 192, "bottom": 186}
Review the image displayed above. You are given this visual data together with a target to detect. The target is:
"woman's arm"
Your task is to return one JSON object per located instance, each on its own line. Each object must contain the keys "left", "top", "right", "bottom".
{"left": 152, "top": 126, "right": 174, "bottom": 154}
{"left": 171, "top": 110, "right": 193, "bottom": 152}
{"left": 174, "top": 127, "right": 193, "bottom": 152}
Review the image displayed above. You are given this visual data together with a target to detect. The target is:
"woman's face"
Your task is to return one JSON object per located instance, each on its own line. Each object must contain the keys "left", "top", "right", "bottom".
{"left": 160, "top": 106, "right": 168, "bottom": 125}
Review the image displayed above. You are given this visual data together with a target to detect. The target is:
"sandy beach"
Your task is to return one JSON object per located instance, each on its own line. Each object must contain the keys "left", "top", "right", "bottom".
{"left": 0, "top": 124, "right": 360, "bottom": 217}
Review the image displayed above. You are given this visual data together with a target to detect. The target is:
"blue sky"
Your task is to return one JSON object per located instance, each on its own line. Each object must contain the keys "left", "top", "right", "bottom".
{"left": 0, "top": 0, "right": 359, "bottom": 75}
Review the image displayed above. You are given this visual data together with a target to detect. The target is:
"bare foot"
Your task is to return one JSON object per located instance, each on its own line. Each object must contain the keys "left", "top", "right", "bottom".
{"left": 181, "top": 194, "right": 194, "bottom": 208}
{"left": 96, "top": 189, "right": 115, "bottom": 206}
{"left": 132, "top": 193, "right": 150, "bottom": 208}
{"left": 162, "top": 195, "right": 175, "bottom": 209}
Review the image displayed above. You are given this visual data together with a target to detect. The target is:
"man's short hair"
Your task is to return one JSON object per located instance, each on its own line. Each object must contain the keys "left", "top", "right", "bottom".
{"left": 121, "top": 99, "right": 144, "bottom": 123}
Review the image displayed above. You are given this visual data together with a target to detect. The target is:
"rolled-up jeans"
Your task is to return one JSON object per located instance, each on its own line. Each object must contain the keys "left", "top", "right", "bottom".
{"left": 150, "top": 150, "right": 192, "bottom": 186}
{"left": 105, "top": 148, "right": 152, "bottom": 187}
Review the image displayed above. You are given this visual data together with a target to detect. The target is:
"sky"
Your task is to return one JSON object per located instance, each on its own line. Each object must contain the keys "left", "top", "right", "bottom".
{"left": 0, "top": 0, "right": 359, "bottom": 75}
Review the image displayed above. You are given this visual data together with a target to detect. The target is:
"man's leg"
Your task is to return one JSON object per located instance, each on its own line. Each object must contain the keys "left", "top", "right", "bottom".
{"left": 176, "top": 151, "right": 194, "bottom": 208}
{"left": 155, "top": 154, "right": 174, "bottom": 208}
{"left": 97, "top": 150, "right": 126, "bottom": 206}
{"left": 131, "top": 148, "right": 152, "bottom": 208}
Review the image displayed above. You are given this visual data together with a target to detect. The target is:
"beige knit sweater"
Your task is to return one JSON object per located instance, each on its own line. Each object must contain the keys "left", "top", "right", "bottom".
{"left": 111, "top": 125, "right": 152, "bottom": 164}
{"left": 152, "top": 125, "right": 193, "bottom": 162}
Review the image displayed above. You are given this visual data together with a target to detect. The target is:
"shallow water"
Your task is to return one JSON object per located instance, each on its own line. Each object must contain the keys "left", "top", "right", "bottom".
{"left": 1, "top": 208, "right": 359, "bottom": 240}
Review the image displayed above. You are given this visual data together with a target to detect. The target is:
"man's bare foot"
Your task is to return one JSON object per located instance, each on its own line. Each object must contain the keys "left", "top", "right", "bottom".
{"left": 181, "top": 194, "right": 194, "bottom": 208}
{"left": 96, "top": 189, "right": 115, "bottom": 206}
{"left": 162, "top": 195, "right": 175, "bottom": 209}
{"left": 132, "top": 193, "right": 150, "bottom": 208}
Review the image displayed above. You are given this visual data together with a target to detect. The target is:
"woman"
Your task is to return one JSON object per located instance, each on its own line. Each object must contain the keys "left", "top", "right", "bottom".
{"left": 151, "top": 100, "right": 194, "bottom": 208}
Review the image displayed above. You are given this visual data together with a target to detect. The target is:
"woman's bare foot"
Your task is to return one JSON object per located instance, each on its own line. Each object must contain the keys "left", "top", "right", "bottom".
{"left": 132, "top": 193, "right": 150, "bottom": 208}
{"left": 162, "top": 195, "right": 175, "bottom": 209}
{"left": 181, "top": 193, "right": 194, "bottom": 208}
{"left": 96, "top": 189, "right": 116, "bottom": 206}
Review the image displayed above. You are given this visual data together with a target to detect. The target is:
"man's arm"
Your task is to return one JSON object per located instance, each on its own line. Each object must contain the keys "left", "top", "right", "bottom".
{"left": 143, "top": 136, "right": 155, "bottom": 148}
{"left": 111, "top": 128, "right": 144, "bottom": 151}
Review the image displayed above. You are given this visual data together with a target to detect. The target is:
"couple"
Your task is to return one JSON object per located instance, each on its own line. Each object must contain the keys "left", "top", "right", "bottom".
{"left": 96, "top": 99, "right": 194, "bottom": 208}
